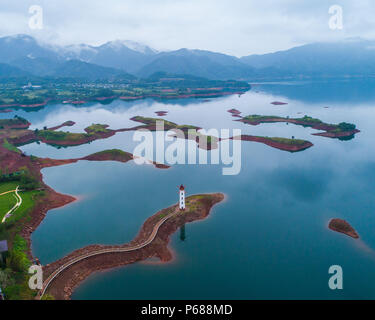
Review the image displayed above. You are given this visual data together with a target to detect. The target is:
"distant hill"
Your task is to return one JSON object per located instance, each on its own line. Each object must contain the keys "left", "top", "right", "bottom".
{"left": 0, "top": 34, "right": 375, "bottom": 81}
{"left": 50, "top": 60, "right": 135, "bottom": 80}
{"left": 0, "top": 63, "right": 31, "bottom": 78}
{"left": 137, "top": 49, "right": 256, "bottom": 80}
{"left": 241, "top": 39, "right": 375, "bottom": 78}
{"left": 0, "top": 34, "right": 57, "bottom": 63}
{"left": 8, "top": 57, "right": 135, "bottom": 81}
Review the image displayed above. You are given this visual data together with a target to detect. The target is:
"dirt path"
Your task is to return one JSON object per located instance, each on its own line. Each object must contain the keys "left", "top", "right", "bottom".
{"left": 1, "top": 186, "right": 22, "bottom": 223}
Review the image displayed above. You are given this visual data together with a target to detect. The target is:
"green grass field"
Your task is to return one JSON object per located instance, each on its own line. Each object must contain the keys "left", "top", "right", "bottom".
{"left": 0, "top": 182, "right": 39, "bottom": 223}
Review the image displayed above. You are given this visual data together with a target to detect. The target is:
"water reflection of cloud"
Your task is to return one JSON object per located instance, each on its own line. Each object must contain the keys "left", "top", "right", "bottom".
{"left": 264, "top": 166, "right": 334, "bottom": 202}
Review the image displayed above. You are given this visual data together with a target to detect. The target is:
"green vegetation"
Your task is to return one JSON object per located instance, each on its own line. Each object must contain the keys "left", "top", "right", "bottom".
{"left": 35, "top": 123, "right": 111, "bottom": 143}
{"left": 0, "top": 180, "right": 41, "bottom": 224}
{"left": 264, "top": 137, "right": 308, "bottom": 145}
{"left": 131, "top": 117, "right": 204, "bottom": 136}
{"left": 1, "top": 234, "right": 36, "bottom": 300}
{"left": 84, "top": 124, "right": 110, "bottom": 134}
{"left": 85, "top": 149, "right": 133, "bottom": 162}
{"left": 337, "top": 122, "right": 356, "bottom": 132}
{"left": 131, "top": 116, "right": 178, "bottom": 128}
{"left": 295, "top": 115, "right": 323, "bottom": 124}
{"left": 242, "top": 115, "right": 280, "bottom": 122}
{"left": 0, "top": 116, "right": 29, "bottom": 129}
{"left": 2, "top": 139, "right": 20, "bottom": 153}
{"left": 0, "top": 174, "right": 43, "bottom": 300}
{"left": 242, "top": 114, "right": 357, "bottom": 135}
{"left": 0, "top": 170, "right": 40, "bottom": 191}
{"left": 0, "top": 77, "right": 250, "bottom": 108}
{"left": 36, "top": 129, "right": 86, "bottom": 142}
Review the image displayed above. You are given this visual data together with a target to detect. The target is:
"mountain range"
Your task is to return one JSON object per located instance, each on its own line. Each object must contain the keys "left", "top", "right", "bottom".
{"left": 0, "top": 34, "right": 374, "bottom": 81}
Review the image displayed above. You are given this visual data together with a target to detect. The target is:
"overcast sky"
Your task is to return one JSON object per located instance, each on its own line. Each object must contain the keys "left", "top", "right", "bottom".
{"left": 0, "top": 0, "right": 374, "bottom": 56}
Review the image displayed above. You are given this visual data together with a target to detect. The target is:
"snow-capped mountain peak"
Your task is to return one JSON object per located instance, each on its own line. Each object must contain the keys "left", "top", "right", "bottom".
{"left": 104, "top": 40, "right": 158, "bottom": 54}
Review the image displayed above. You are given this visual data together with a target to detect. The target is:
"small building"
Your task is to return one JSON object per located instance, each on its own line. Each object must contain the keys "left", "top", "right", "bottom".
{"left": 0, "top": 240, "right": 8, "bottom": 264}
{"left": 179, "top": 185, "right": 186, "bottom": 210}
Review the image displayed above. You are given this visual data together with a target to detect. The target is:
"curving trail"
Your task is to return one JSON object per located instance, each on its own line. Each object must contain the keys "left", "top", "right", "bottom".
{"left": 39, "top": 206, "right": 179, "bottom": 298}
{"left": 1, "top": 186, "right": 22, "bottom": 224}
{"left": 0, "top": 189, "right": 17, "bottom": 196}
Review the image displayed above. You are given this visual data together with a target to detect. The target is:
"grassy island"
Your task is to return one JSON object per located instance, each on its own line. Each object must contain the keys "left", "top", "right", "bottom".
{"left": 0, "top": 116, "right": 30, "bottom": 130}
{"left": 232, "top": 135, "right": 313, "bottom": 152}
{"left": 130, "top": 116, "right": 219, "bottom": 149}
{"left": 239, "top": 114, "right": 359, "bottom": 139}
{"left": 34, "top": 123, "right": 115, "bottom": 146}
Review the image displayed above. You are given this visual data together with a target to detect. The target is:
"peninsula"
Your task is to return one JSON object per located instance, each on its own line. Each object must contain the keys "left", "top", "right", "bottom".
{"left": 40, "top": 193, "right": 224, "bottom": 300}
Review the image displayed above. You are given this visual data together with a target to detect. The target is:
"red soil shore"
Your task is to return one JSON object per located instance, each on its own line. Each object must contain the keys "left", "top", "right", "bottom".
{"left": 0, "top": 102, "right": 48, "bottom": 108}
{"left": 312, "top": 129, "right": 360, "bottom": 138}
{"left": 227, "top": 108, "right": 241, "bottom": 115}
{"left": 155, "top": 111, "right": 168, "bottom": 116}
{"left": 48, "top": 121, "right": 76, "bottom": 131}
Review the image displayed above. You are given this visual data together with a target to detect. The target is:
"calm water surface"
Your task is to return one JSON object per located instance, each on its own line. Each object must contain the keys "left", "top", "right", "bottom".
{"left": 2, "top": 79, "right": 375, "bottom": 299}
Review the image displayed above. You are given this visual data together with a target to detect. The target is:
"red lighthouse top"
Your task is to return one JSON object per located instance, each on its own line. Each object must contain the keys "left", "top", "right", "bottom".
{"left": 179, "top": 185, "right": 185, "bottom": 191}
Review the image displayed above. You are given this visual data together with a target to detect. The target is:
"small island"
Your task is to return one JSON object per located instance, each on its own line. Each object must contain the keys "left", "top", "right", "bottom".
{"left": 271, "top": 101, "right": 288, "bottom": 105}
{"left": 238, "top": 115, "right": 360, "bottom": 139}
{"left": 155, "top": 111, "right": 168, "bottom": 116}
{"left": 328, "top": 218, "right": 359, "bottom": 239}
{"left": 227, "top": 108, "right": 241, "bottom": 115}
{"left": 128, "top": 116, "right": 220, "bottom": 150}
{"left": 231, "top": 135, "right": 313, "bottom": 152}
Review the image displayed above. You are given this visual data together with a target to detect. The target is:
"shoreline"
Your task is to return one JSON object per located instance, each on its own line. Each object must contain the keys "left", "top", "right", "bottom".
{"left": 0, "top": 90, "right": 247, "bottom": 110}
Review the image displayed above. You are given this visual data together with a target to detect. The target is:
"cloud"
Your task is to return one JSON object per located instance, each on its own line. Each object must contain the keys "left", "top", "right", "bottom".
{"left": 0, "top": 0, "right": 374, "bottom": 56}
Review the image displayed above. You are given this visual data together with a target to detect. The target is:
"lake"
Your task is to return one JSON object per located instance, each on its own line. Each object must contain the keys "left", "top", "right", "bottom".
{"left": 2, "top": 78, "right": 375, "bottom": 299}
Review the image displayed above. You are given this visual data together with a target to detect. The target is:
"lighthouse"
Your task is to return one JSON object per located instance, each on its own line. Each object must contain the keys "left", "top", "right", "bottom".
{"left": 179, "top": 185, "right": 185, "bottom": 210}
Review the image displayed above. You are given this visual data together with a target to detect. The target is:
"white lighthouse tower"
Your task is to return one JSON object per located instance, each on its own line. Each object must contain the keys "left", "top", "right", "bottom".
{"left": 179, "top": 185, "right": 186, "bottom": 210}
